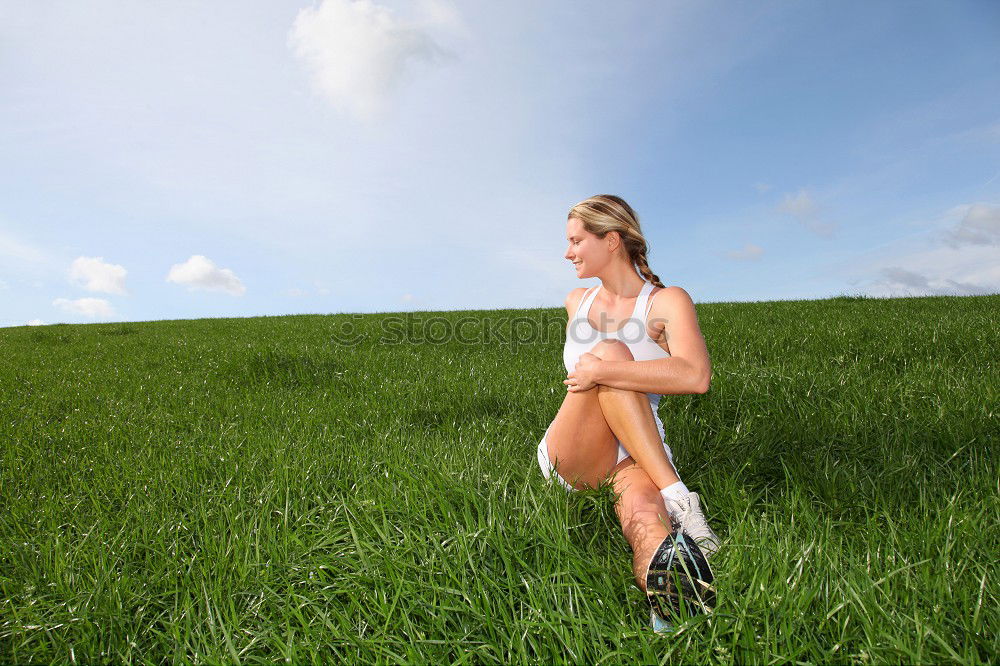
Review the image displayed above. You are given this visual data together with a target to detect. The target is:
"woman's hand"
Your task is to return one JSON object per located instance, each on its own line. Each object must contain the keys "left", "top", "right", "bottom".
{"left": 564, "top": 352, "right": 603, "bottom": 392}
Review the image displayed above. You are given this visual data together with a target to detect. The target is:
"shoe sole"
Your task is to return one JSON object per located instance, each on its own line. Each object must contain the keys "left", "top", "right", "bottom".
{"left": 650, "top": 609, "right": 673, "bottom": 633}
{"left": 645, "top": 530, "right": 716, "bottom": 619}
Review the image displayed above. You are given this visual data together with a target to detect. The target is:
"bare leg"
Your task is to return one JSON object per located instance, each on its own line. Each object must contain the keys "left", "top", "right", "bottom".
{"left": 545, "top": 369, "right": 621, "bottom": 490}
{"left": 592, "top": 340, "right": 680, "bottom": 489}
{"left": 609, "top": 457, "right": 674, "bottom": 591}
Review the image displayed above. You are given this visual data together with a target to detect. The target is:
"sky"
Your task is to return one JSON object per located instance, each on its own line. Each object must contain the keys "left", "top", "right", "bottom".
{"left": 1, "top": 0, "right": 998, "bottom": 328}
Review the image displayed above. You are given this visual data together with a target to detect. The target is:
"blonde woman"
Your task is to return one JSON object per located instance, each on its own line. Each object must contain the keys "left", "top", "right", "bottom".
{"left": 537, "top": 194, "right": 719, "bottom": 627}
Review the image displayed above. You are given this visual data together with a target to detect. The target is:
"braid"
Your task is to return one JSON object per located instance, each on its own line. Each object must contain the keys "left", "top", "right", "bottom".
{"left": 618, "top": 225, "right": 665, "bottom": 288}
{"left": 634, "top": 251, "right": 665, "bottom": 288}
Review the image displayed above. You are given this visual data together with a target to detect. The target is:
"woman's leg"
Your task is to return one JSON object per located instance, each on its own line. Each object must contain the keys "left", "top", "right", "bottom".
{"left": 591, "top": 340, "right": 721, "bottom": 558}
{"left": 608, "top": 457, "right": 673, "bottom": 591}
{"left": 543, "top": 365, "right": 621, "bottom": 490}
{"left": 594, "top": 340, "right": 680, "bottom": 489}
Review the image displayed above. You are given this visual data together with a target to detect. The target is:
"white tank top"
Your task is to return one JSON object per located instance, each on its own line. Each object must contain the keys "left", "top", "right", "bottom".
{"left": 563, "top": 280, "right": 672, "bottom": 425}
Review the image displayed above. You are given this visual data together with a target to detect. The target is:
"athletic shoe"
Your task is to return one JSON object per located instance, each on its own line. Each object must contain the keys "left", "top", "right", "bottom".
{"left": 645, "top": 525, "right": 716, "bottom": 620}
{"left": 664, "top": 492, "right": 720, "bottom": 558}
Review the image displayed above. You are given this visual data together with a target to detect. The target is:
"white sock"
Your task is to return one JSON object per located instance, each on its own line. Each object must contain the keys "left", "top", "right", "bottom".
{"left": 659, "top": 480, "right": 689, "bottom": 507}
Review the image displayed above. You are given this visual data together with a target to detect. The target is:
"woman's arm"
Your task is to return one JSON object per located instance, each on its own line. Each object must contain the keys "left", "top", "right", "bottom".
{"left": 595, "top": 286, "right": 711, "bottom": 395}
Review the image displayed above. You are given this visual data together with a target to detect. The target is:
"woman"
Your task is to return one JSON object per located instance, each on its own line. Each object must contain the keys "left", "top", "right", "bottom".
{"left": 536, "top": 194, "right": 720, "bottom": 628}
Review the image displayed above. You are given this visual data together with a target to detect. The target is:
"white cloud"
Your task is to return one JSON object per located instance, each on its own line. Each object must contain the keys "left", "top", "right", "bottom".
{"left": 941, "top": 203, "right": 1000, "bottom": 248}
{"left": 412, "top": 0, "right": 465, "bottom": 34}
{"left": 52, "top": 297, "right": 115, "bottom": 318}
{"left": 0, "top": 279, "right": 8, "bottom": 290}
{"left": 166, "top": 255, "right": 246, "bottom": 295}
{"left": 288, "top": 0, "right": 459, "bottom": 122}
{"left": 726, "top": 243, "right": 764, "bottom": 261}
{"left": 865, "top": 264, "right": 997, "bottom": 297}
{"left": 850, "top": 203, "right": 1000, "bottom": 298}
{"left": 753, "top": 182, "right": 771, "bottom": 193}
{"left": 68, "top": 256, "right": 127, "bottom": 294}
{"left": 26, "top": 319, "right": 45, "bottom": 326}
{"left": 777, "top": 188, "right": 837, "bottom": 237}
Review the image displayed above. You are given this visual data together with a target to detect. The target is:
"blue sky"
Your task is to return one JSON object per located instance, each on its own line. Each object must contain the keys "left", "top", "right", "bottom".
{"left": 1, "top": 0, "right": 998, "bottom": 327}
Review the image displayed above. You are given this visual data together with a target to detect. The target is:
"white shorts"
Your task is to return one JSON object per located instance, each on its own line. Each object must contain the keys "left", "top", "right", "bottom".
{"left": 536, "top": 425, "right": 674, "bottom": 492}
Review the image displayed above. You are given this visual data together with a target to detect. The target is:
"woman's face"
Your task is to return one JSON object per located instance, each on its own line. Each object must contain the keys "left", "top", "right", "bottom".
{"left": 565, "top": 217, "right": 618, "bottom": 278}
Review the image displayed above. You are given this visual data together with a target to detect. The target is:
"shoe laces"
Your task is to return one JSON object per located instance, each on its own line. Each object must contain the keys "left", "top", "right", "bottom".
{"left": 667, "top": 493, "right": 696, "bottom": 534}
{"left": 673, "top": 494, "right": 716, "bottom": 547}
{"left": 683, "top": 494, "right": 705, "bottom": 532}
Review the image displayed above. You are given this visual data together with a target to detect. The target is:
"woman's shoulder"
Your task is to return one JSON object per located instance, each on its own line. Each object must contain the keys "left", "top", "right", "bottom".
{"left": 649, "top": 284, "right": 692, "bottom": 300}
{"left": 564, "top": 287, "right": 590, "bottom": 317}
{"left": 646, "top": 284, "right": 698, "bottom": 318}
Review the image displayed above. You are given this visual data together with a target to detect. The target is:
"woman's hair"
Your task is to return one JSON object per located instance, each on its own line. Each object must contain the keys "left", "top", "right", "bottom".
{"left": 567, "top": 194, "right": 664, "bottom": 288}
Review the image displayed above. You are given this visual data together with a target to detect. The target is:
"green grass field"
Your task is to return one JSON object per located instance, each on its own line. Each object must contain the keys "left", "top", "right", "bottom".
{"left": 2, "top": 294, "right": 997, "bottom": 663}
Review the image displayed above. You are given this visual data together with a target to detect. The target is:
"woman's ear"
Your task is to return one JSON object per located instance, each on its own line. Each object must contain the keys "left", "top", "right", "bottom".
{"left": 606, "top": 230, "right": 621, "bottom": 254}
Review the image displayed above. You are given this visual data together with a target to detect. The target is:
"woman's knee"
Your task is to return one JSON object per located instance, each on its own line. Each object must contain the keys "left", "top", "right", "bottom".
{"left": 590, "top": 339, "right": 634, "bottom": 361}
{"left": 593, "top": 341, "right": 644, "bottom": 398}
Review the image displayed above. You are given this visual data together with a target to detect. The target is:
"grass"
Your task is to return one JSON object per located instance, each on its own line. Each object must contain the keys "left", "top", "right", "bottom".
{"left": 1, "top": 293, "right": 997, "bottom": 663}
